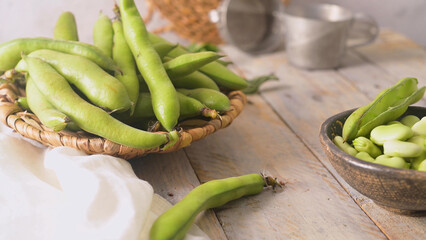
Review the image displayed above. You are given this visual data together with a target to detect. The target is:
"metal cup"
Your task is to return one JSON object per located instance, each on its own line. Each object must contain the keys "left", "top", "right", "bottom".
{"left": 209, "top": 0, "right": 285, "bottom": 54}
{"left": 281, "top": 3, "right": 379, "bottom": 70}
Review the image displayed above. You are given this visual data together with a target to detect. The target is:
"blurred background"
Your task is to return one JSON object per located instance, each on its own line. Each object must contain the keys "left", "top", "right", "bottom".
{"left": 1, "top": 0, "right": 425, "bottom": 46}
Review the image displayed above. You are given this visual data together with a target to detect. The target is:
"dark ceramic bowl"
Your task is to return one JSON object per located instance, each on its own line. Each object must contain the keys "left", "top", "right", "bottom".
{"left": 320, "top": 106, "right": 426, "bottom": 213}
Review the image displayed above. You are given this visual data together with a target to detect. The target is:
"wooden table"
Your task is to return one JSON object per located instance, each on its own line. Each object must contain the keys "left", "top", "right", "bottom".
{"left": 130, "top": 30, "right": 426, "bottom": 240}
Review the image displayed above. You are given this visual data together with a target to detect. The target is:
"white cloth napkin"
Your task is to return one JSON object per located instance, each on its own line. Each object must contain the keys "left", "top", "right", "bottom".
{"left": 0, "top": 124, "right": 208, "bottom": 240}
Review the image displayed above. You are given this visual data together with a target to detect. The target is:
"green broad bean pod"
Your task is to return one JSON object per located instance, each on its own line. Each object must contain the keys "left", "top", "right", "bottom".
{"left": 65, "top": 121, "right": 82, "bottom": 132}
{"left": 0, "top": 37, "right": 119, "bottom": 72}
{"left": 171, "top": 71, "right": 220, "bottom": 91}
{"left": 193, "top": 59, "right": 249, "bottom": 90}
{"left": 387, "top": 121, "right": 402, "bottom": 125}
{"left": 15, "top": 49, "right": 131, "bottom": 112}
{"left": 374, "top": 155, "right": 410, "bottom": 169}
{"left": 23, "top": 54, "right": 179, "bottom": 149}
{"left": 119, "top": 92, "right": 218, "bottom": 122}
{"left": 352, "top": 136, "right": 382, "bottom": 158}
{"left": 120, "top": 0, "right": 179, "bottom": 131}
{"left": 153, "top": 43, "right": 178, "bottom": 59}
{"left": 93, "top": 12, "right": 113, "bottom": 58}
{"left": 333, "top": 136, "right": 358, "bottom": 156}
{"left": 177, "top": 88, "right": 230, "bottom": 112}
{"left": 54, "top": 11, "right": 79, "bottom": 41}
{"left": 112, "top": 18, "right": 139, "bottom": 115}
{"left": 370, "top": 124, "right": 413, "bottom": 146}
{"left": 187, "top": 42, "right": 219, "bottom": 53}
{"left": 123, "top": 93, "right": 153, "bottom": 119}
{"left": 400, "top": 115, "right": 420, "bottom": 128}
{"left": 26, "top": 77, "right": 69, "bottom": 132}
{"left": 150, "top": 173, "right": 279, "bottom": 240}
{"left": 342, "top": 78, "right": 424, "bottom": 142}
{"left": 163, "top": 52, "right": 223, "bottom": 78}
{"left": 137, "top": 74, "right": 149, "bottom": 92}
{"left": 148, "top": 33, "right": 249, "bottom": 90}
{"left": 359, "top": 85, "right": 425, "bottom": 139}
{"left": 177, "top": 92, "right": 218, "bottom": 120}
{"left": 138, "top": 59, "right": 220, "bottom": 91}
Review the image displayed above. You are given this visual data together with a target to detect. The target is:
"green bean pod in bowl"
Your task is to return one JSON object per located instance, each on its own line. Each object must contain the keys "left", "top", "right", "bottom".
{"left": 319, "top": 106, "right": 426, "bottom": 213}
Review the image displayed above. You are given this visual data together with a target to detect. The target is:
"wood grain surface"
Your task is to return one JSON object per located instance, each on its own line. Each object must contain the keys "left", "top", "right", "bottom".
{"left": 131, "top": 30, "right": 426, "bottom": 239}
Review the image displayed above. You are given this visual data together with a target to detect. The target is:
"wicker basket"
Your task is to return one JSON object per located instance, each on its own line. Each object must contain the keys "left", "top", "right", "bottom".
{"left": 0, "top": 83, "right": 246, "bottom": 160}
{"left": 145, "top": 0, "right": 291, "bottom": 44}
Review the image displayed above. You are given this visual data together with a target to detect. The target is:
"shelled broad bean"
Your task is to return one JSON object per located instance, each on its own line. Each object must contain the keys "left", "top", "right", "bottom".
{"left": 336, "top": 115, "right": 426, "bottom": 171}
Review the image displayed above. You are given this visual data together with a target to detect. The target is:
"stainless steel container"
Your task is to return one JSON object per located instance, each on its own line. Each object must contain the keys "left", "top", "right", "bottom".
{"left": 210, "top": 1, "right": 378, "bottom": 70}
{"left": 209, "top": 0, "right": 285, "bottom": 54}
{"left": 282, "top": 4, "right": 378, "bottom": 69}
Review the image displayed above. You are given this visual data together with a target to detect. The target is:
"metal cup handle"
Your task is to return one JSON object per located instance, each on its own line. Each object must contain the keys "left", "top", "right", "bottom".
{"left": 347, "top": 13, "right": 379, "bottom": 49}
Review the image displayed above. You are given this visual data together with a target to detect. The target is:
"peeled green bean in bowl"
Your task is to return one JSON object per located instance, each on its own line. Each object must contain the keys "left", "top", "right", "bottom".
{"left": 320, "top": 106, "right": 426, "bottom": 211}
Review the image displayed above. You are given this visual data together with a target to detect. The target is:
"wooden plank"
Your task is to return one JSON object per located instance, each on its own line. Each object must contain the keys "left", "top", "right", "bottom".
{"left": 355, "top": 30, "right": 426, "bottom": 86}
{"left": 220, "top": 33, "right": 426, "bottom": 239}
{"left": 129, "top": 150, "right": 227, "bottom": 239}
{"left": 337, "top": 35, "right": 426, "bottom": 239}
{"left": 184, "top": 94, "right": 386, "bottom": 240}
{"left": 339, "top": 51, "right": 426, "bottom": 105}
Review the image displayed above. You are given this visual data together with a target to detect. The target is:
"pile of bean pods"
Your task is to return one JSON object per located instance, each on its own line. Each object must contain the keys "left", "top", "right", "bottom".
{"left": 0, "top": 0, "right": 252, "bottom": 150}
{"left": 335, "top": 78, "right": 426, "bottom": 171}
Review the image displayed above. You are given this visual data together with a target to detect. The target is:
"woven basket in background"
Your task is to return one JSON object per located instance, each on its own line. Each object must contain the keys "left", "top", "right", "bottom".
{"left": 145, "top": 0, "right": 291, "bottom": 44}
{"left": 0, "top": 83, "right": 246, "bottom": 160}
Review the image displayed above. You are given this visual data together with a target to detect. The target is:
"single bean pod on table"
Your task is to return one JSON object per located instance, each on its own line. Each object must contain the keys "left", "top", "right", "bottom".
{"left": 150, "top": 173, "right": 284, "bottom": 240}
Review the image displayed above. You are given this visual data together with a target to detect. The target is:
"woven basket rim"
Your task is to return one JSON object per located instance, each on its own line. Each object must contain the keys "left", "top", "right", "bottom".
{"left": 0, "top": 82, "right": 246, "bottom": 160}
